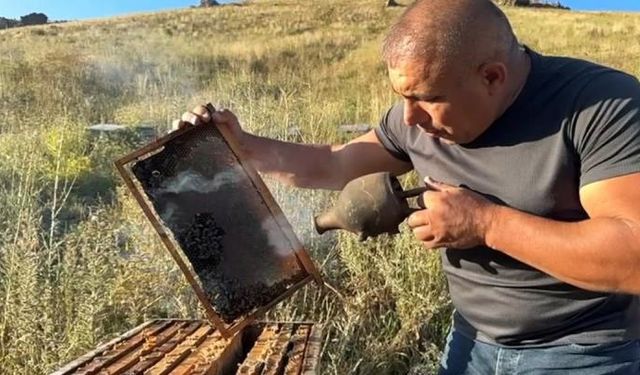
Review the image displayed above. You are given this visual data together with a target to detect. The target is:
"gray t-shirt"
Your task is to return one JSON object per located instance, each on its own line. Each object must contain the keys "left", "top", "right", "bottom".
{"left": 375, "top": 47, "right": 640, "bottom": 346}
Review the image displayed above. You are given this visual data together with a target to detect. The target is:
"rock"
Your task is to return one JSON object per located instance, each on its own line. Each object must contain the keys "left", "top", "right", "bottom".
{"left": 20, "top": 13, "right": 48, "bottom": 26}
{"left": 494, "top": 0, "right": 531, "bottom": 5}
{"left": 200, "top": 0, "right": 220, "bottom": 7}
{"left": 493, "top": 0, "right": 569, "bottom": 9}
{"left": 337, "top": 124, "right": 372, "bottom": 134}
{"left": 87, "top": 123, "right": 157, "bottom": 145}
{"left": 0, "top": 17, "right": 20, "bottom": 29}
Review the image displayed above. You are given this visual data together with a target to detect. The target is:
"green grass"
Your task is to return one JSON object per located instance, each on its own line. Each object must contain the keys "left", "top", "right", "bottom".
{"left": 0, "top": 1, "right": 638, "bottom": 374}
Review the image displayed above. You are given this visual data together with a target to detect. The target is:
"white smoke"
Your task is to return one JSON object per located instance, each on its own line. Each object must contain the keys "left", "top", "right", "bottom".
{"left": 261, "top": 180, "right": 337, "bottom": 266}
{"left": 261, "top": 214, "right": 298, "bottom": 258}
{"left": 159, "top": 167, "right": 244, "bottom": 194}
{"left": 159, "top": 201, "right": 178, "bottom": 223}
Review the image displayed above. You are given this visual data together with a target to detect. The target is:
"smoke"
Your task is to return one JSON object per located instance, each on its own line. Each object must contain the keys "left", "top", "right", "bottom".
{"left": 84, "top": 32, "right": 201, "bottom": 134}
{"left": 263, "top": 180, "right": 337, "bottom": 259}
{"left": 158, "top": 167, "right": 244, "bottom": 195}
{"left": 153, "top": 167, "right": 244, "bottom": 234}
{"left": 158, "top": 201, "right": 178, "bottom": 224}
{"left": 261, "top": 214, "right": 299, "bottom": 258}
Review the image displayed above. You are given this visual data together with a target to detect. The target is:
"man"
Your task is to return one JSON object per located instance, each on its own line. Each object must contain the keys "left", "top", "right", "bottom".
{"left": 175, "top": 0, "right": 640, "bottom": 373}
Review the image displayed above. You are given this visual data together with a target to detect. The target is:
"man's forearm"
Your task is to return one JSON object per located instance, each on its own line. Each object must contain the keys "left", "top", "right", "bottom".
{"left": 238, "top": 133, "right": 344, "bottom": 190}
{"left": 485, "top": 206, "right": 640, "bottom": 294}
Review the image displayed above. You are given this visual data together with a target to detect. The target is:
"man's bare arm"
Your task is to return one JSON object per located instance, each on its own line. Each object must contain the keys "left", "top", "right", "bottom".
{"left": 407, "top": 173, "right": 640, "bottom": 294}
{"left": 484, "top": 172, "right": 640, "bottom": 294}
{"left": 177, "top": 105, "right": 412, "bottom": 190}
{"left": 240, "top": 130, "right": 411, "bottom": 190}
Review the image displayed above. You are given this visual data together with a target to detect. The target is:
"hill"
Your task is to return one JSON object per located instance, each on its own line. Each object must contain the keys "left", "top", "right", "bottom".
{"left": 0, "top": 1, "right": 639, "bottom": 374}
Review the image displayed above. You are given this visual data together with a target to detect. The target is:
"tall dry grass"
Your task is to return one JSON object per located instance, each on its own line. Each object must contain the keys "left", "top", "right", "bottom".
{"left": 0, "top": 0, "right": 638, "bottom": 373}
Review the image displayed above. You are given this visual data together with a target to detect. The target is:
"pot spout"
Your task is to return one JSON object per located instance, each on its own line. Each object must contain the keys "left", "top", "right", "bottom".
{"left": 313, "top": 210, "right": 342, "bottom": 234}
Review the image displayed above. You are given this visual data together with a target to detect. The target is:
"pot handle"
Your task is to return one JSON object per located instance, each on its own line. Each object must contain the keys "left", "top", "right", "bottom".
{"left": 402, "top": 186, "right": 428, "bottom": 214}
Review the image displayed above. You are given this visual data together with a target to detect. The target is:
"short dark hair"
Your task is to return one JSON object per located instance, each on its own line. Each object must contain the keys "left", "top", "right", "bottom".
{"left": 382, "top": 0, "right": 518, "bottom": 76}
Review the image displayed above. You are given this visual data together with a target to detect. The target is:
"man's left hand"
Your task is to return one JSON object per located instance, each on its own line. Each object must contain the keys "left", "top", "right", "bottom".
{"left": 407, "top": 177, "right": 497, "bottom": 249}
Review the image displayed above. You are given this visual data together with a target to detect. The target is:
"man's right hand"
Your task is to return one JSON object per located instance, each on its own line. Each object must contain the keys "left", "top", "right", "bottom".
{"left": 172, "top": 104, "right": 245, "bottom": 141}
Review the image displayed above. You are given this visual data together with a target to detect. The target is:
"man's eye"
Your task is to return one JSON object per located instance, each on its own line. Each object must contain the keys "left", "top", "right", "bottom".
{"left": 416, "top": 96, "right": 442, "bottom": 103}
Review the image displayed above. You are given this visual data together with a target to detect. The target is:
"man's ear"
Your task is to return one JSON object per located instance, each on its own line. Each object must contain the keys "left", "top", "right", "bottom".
{"left": 478, "top": 62, "right": 507, "bottom": 96}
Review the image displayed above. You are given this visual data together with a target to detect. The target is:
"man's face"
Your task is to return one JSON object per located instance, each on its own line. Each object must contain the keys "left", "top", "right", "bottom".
{"left": 388, "top": 59, "right": 498, "bottom": 145}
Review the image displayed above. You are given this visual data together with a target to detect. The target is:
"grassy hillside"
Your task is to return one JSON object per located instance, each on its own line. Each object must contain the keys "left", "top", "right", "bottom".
{"left": 0, "top": 1, "right": 638, "bottom": 373}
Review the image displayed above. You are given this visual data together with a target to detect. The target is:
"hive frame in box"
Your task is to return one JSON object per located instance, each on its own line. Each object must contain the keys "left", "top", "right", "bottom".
{"left": 50, "top": 319, "right": 324, "bottom": 375}
{"left": 114, "top": 122, "right": 322, "bottom": 338}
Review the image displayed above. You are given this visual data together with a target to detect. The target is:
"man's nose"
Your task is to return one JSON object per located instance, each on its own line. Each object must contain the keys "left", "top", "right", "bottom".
{"left": 403, "top": 100, "right": 431, "bottom": 128}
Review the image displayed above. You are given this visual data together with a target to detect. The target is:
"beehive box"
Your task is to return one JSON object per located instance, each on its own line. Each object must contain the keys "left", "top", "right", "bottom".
{"left": 51, "top": 319, "right": 323, "bottom": 375}
{"left": 115, "top": 117, "right": 322, "bottom": 337}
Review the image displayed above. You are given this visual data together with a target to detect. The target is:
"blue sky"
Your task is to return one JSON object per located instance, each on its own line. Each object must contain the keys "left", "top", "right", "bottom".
{"left": 0, "top": 0, "right": 638, "bottom": 21}
{"left": 0, "top": 1, "right": 232, "bottom": 20}
{"left": 562, "top": 0, "right": 640, "bottom": 11}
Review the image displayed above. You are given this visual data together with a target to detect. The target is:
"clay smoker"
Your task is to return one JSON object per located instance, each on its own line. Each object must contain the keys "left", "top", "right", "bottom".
{"left": 314, "top": 172, "right": 426, "bottom": 240}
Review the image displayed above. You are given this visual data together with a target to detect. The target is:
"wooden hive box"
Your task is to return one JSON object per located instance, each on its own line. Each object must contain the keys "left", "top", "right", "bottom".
{"left": 51, "top": 319, "right": 323, "bottom": 375}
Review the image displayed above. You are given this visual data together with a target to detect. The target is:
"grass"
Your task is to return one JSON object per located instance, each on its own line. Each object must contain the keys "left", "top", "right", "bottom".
{"left": 0, "top": 0, "right": 638, "bottom": 373}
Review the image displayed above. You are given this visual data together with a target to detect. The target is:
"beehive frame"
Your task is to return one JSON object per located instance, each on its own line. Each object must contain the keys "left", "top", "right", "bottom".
{"left": 51, "top": 319, "right": 324, "bottom": 375}
{"left": 115, "top": 119, "right": 322, "bottom": 338}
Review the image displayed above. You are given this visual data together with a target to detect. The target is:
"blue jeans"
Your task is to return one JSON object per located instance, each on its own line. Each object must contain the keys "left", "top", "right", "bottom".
{"left": 438, "top": 328, "right": 640, "bottom": 374}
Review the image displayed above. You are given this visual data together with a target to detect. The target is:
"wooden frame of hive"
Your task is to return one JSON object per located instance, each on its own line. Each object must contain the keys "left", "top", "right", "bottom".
{"left": 114, "top": 120, "right": 322, "bottom": 338}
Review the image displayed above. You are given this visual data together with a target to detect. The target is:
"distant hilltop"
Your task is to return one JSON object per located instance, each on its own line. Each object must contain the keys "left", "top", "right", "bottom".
{"left": 494, "top": 0, "right": 569, "bottom": 9}
{"left": 0, "top": 13, "right": 50, "bottom": 30}
{"left": 199, "top": 0, "right": 221, "bottom": 6}
{"left": 0, "top": 1, "right": 226, "bottom": 30}
{"left": 0, "top": 0, "right": 568, "bottom": 31}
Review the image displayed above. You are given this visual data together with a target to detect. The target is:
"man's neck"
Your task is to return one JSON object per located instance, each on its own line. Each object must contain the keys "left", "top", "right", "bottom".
{"left": 504, "top": 47, "right": 532, "bottom": 111}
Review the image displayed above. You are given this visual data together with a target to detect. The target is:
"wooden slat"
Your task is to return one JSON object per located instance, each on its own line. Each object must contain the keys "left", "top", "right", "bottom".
{"left": 74, "top": 321, "right": 174, "bottom": 375}
{"left": 118, "top": 321, "right": 200, "bottom": 374}
{"left": 262, "top": 323, "right": 294, "bottom": 375}
{"left": 283, "top": 324, "right": 311, "bottom": 375}
{"left": 89, "top": 321, "right": 184, "bottom": 375}
{"left": 187, "top": 329, "right": 243, "bottom": 375}
{"left": 144, "top": 324, "right": 213, "bottom": 375}
{"left": 300, "top": 324, "right": 323, "bottom": 375}
{"left": 51, "top": 320, "right": 160, "bottom": 375}
{"left": 169, "top": 329, "right": 226, "bottom": 375}
{"left": 236, "top": 323, "right": 280, "bottom": 374}
{"left": 180, "top": 333, "right": 224, "bottom": 375}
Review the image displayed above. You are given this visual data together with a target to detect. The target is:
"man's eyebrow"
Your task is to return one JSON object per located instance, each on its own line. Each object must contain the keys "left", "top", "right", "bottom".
{"left": 389, "top": 82, "right": 444, "bottom": 101}
{"left": 414, "top": 93, "right": 443, "bottom": 101}
{"left": 391, "top": 87, "right": 442, "bottom": 101}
